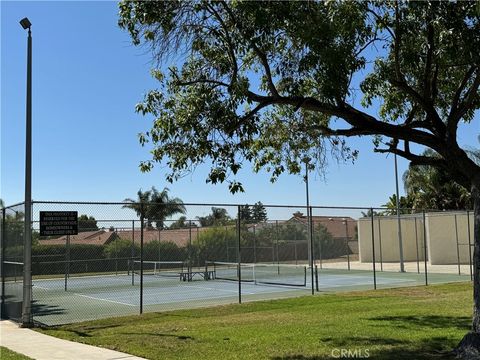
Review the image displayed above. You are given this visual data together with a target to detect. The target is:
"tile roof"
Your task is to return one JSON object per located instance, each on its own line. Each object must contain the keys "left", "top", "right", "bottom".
{"left": 288, "top": 214, "right": 357, "bottom": 239}
{"left": 39, "top": 230, "right": 117, "bottom": 246}
{"left": 116, "top": 227, "right": 211, "bottom": 247}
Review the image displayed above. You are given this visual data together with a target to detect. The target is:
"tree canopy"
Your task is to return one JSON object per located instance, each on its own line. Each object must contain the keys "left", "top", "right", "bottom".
{"left": 119, "top": 1, "right": 479, "bottom": 194}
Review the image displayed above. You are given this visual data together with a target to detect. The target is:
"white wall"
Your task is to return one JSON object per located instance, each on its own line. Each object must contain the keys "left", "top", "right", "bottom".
{"left": 426, "top": 211, "right": 474, "bottom": 265}
{"left": 358, "top": 215, "right": 425, "bottom": 263}
{"left": 358, "top": 211, "right": 474, "bottom": 265}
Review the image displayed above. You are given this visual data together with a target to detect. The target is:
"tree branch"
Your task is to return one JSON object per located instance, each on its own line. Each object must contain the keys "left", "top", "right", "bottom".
{"left": 220, "top": 1, "right": 279, "bottom": 97}
{"left": 448, "top": 68, "right": 480, "bottom": 134}
{"left": 205, "top": 3, "right": 239, "bottom": 89}
{"left": 423, "top": 17, "right": 435, "bottom": 101}
{"left": 374, "top": 147, "right": 447, "bottom": 167}
{"left": 450, "top": 66, "right": 476, "bottom": 116}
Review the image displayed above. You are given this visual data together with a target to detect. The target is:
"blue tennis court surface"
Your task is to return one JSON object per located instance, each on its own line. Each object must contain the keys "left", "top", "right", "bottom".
{"left": 28, "top": 268, "right": 469, "bottom": 326}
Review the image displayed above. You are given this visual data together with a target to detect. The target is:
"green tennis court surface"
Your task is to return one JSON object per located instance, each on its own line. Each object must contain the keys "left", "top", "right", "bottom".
{"left": 22, "top": 263, "right": 469, "bottom": 326}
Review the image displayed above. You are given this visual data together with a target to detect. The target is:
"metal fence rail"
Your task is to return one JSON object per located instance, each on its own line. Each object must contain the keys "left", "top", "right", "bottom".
{"left": 0, "top": 201, "right": 473, "bottom": 326}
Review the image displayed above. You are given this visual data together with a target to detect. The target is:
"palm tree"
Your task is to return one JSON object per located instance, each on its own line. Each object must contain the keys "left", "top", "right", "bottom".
{"left": 148, "top": 187, "right": 186, "bottom": 229}
{"left": 123, "top": 188, "right": 152, "bottom": 225}
{"left": 123, "top": 187, "right": 186, "bottom": 229}
{"left": 402, "top": 149, "right": 472, "bottom": 210}
{"left": 381, "top": 194, "right": 415, "bottom": 215}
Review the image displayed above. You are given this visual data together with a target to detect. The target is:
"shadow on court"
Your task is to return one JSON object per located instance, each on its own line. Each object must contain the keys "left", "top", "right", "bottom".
{"left": 32, "top": 300, "right": 66, "bottom": 318}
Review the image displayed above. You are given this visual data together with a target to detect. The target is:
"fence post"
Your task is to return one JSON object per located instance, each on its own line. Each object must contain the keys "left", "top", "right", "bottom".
{"left": 115, "top": 234, "right": 118, "bottom": 276}
{"left": 378, "top": 218, "right": 383, "bottom": 272}
{"left": 370, "top": 209, "right": 376, "bottom": 290}
{"left": 253, "top": 225, "right": 257, "bottom": 264}
{"left": 467, "top": 210, "right": 473, "bottom": 281}
{"left": 423, "top": 211, "right": 428, "bottom": 286}
{"left": 309, "top": 206, "right": 314, "bottom": 295}
{"left": 454, "top": 214, "right": 461, "bottom": 276}
{"left": 225, "top": 226, "right": 229, "bottom": 262}
{"left": 275, "top": 220, "right": 280, "bottom": 272}
{"left": 131, "top": 220, "right": 135, "bottom": 286}
{"left": 189, "top": 222, "right": 192, "bottom": 270}
{"left": 414, "top": 217, "right": 420, "bottom": 274}
{"left": 140, "top": 203, "right": 144, "bottom": 314}
{"left": 237, "top": 206, "right": 242, "bottom": 304}
{"left": 294, "top": 226, "right": 298, "bottom": 265}
{"left": 65, "top": 235, "right": 70, "bottom": 291}
{"left": 158, "top": 227, "right": 161, "bottom": 262}
{"left": 1, "top": 208, "right": 5, "bottom": 317}
{"left": 344, "top": 219, "right": 350, "bottom": 271}
{"left": 22, "top": 201, "right": 33, "bottom": 327}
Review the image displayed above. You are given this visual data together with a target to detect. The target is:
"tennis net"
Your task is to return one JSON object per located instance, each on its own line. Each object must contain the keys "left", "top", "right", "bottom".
{"left": 133, "top": 260, "right": 185, "bottom": 278}
{"left": 207, "top": 261, "right": 307, "bottom": 287}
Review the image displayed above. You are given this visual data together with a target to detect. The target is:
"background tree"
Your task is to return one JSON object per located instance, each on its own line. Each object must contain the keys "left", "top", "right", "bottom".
{"left": 78, "top": 214, "right": 99, "bottom": 232}
{"left": 252, "top": 202, "right": 268, "bottom": 222}
{"left": 148, "top": 187, "right": 186, "bottom": 229}
{"left": 197, "top": 207, "right": 232, "bottom": 227}
{"left": 381, "top": 194, "right": 415, "bottom": 215}
{"left": 239, "top": 205, "right": 252, "bottom": 223}
{"left": 360, "top": 209, "right": 384, "bottom": 218}
{"left": 123, "top": 188, "right": 151, "bottom": 226}
{"left": 123, "top": 187, "right": 186, "bottom": 228}
{"left": 119, "top": 1, "right": 480, "bottom": 354}
{"left": 169, "top": 216, "right": 196, "bottom": 229}
{"left": 403, "top": 150, "right": 473, "bottom": 210}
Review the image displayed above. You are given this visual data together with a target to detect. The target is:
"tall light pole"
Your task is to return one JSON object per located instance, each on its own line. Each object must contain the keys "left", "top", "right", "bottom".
{"left": 394, "top": 153, "right": 405, "bottom": 272}
{"left": 20, "top": 17, "right": 33, "bottom": 326}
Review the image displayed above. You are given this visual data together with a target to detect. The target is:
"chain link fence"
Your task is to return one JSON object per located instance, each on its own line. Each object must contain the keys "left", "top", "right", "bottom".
{"left": 0, "top": 201, "right": 473, "bottom": 326}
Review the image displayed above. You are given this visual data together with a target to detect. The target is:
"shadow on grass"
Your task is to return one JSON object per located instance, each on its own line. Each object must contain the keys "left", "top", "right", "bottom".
{"left": 119, "top": 332, "right": 194, "bottom": 340}
{"left": 368, "top": 315, "right": 470, "bottom": 330}
{"left": 272, "top": 336, "right": 458, "bottom": 360}
{"left": 44, "top": 324, "right": 122, "bottom": 338}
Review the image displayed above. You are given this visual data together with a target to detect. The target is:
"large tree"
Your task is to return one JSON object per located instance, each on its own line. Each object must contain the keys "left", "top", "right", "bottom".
{"left": 119, "top": 1, "right": 480, "bottom": 355}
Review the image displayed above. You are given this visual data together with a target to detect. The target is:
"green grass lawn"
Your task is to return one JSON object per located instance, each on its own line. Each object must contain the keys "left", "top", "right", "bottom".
{"left": 0, "top": 347, "right": 33, "bottom": 360}
{"left": 38, "top": 282, "right": 472, "bottom": 360}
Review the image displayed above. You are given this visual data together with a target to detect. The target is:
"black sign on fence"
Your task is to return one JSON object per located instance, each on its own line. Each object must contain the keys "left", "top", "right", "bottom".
{"left": 40, "top": 211, "right": 78, "bottom": 236}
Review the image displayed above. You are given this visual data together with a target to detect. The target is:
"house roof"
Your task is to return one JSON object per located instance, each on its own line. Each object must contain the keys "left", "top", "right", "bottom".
{"left": 39, "top": 230, "right": 117, "bottom": 246}
{"left": 39, "top": 227, "right": 211, "bottom": 248}
{"left": 288, "top": 214, "right": 357, "bottom": 239}
{"left": 116, "top": 227, "right": 209, "bottom": 247}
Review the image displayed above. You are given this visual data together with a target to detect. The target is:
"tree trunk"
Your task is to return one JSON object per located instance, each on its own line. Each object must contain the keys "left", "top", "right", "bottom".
{"left": 455, "top": 182, "right": 480, "bottom": 359}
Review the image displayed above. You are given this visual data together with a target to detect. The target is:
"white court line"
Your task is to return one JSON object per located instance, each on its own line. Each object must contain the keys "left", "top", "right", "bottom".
{"left": 32, "top": 285, "right": 51, "bottom": 290}
{"left": 182, "top": 284, "right": 256, "bottom": 295}
{"left": 72, "top": 293, "right": 136, "bottom": 307}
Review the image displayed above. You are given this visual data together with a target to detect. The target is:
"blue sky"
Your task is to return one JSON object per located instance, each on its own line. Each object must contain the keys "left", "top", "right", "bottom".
{"left": 1, "top": 1, "right": 478, "bottom": 212}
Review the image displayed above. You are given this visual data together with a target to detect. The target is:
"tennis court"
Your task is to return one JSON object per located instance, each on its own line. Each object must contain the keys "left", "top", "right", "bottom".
{"left": 25, "top": 260, "right": 470, "bottom": 326}
{"left": 1, "top": 201, "right": 473, "bottom": 327}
